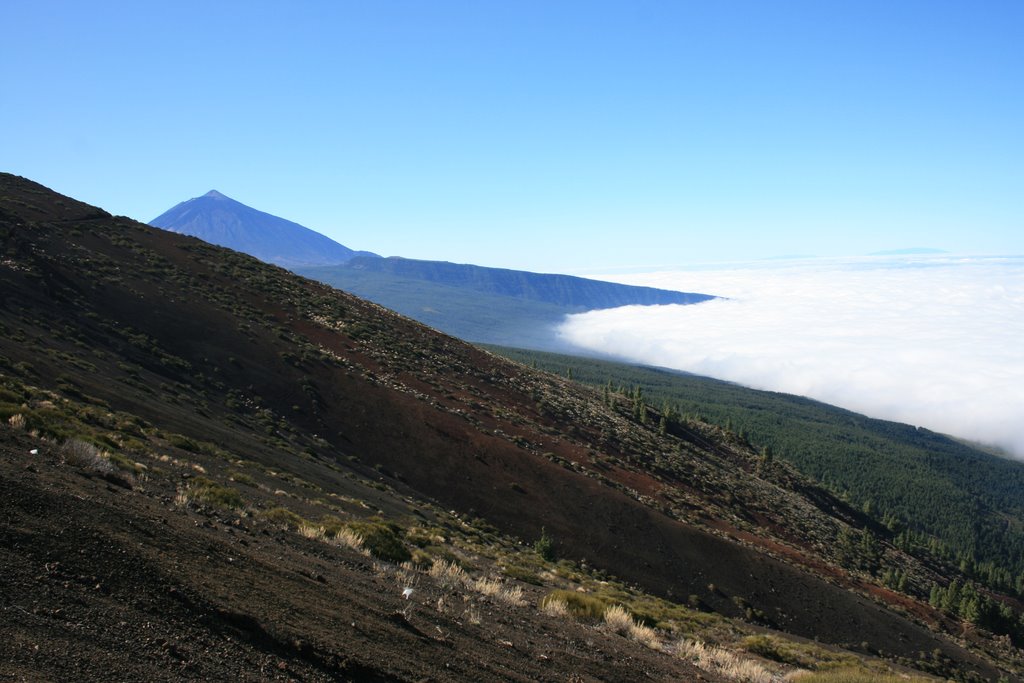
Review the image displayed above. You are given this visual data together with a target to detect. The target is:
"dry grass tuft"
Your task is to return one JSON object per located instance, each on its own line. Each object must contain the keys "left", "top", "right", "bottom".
{"left": 676, "top": 639, "right": 772, "bottom": 683}
{"left": 497, "top": 584, "right": 526, "bottom": 607}
{"left": 603, "top": 604, "right": 662, "bottom": 649}
{"left": 297, "top": 523, "right": 325, "bottom": 540}
{"left": 8, "top": 414, "right": 26, "bottom": 430}
{"left": 173, "top": 488, "right": 192, "bottom": 508}
{"left": 474, "top": 577, "right": 502, "bottom": 597}
{"left": 540, "top": 595, "right": 569, "bottom": 617}
{"left": 629, "top": 621, "right": 662, "bottom": 650}
{"left": 429, "top": 560, "right": 470, "bottom": 589}
{"left": 428, "top": 564, "right": 527, "bottom": 607}
{"left": 464, "top": 605, "right": 482, "bottom": 625}
{"left": 473, "top": 577, "right": 527, "bottom": 607}
{"left": 330, "top": 526, "right": 368, "bottom": 554}
{"left": 396, "top": 561, "right": 419, "bottom": 589}
{"left": 603, "top": 604, "right": 635, "bottom": 635}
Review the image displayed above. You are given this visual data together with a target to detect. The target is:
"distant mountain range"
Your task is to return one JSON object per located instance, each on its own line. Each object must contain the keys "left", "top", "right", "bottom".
{"left": 150, "top": 192, "right": 714, "bottom": 349}
{"left": 868, "top": 248, "right": 949, "bottom": 256}
{"left": 296, "top": 257, "right": 713, "bottom": 348}
{"left": 150, "top": 190, "right": 379, "bottom": 267}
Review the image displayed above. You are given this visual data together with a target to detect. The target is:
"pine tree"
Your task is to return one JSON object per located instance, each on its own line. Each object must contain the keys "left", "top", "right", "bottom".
{"left": 942, "top": 579, "right": 962, "bottom": 612}
{"left": 929, "top": 582, "right": 942, "bottom": 608}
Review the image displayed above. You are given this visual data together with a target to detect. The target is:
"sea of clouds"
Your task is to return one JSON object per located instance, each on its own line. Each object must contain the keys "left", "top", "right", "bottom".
{"left": 560, "top": 255, "right": 1024, "bottom": 458}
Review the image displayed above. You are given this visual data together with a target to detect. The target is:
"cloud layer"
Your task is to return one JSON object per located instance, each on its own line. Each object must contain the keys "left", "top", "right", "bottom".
{"left": 561, "top": 256, "right": 1024, "bottom": 457}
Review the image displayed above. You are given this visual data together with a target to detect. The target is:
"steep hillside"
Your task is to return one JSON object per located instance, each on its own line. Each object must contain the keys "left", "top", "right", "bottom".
{"left": 1, "top": 174, "right": 1021, "bottom": 681}
{"left": 297, "top": 257, "right": 713, "bottom": 348}
{"left": 488, "top": 347, "right": 1024, "bottom": 598}
{"left": 150, "top": 190, "right": 377, "bottom": 267}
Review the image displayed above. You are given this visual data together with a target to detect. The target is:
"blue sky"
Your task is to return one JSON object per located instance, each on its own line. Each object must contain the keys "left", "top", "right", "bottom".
{"left": 2, "top": 1, "right": 1021, "bottom": 271}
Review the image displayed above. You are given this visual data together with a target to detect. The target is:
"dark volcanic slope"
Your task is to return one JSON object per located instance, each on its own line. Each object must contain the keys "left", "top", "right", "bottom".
{"left": 0, "top": 430, "right": 714, "bottom": 683}
{"left": 150, "top": 189, "right": 377, "bottom": 267}
{"left": 1, "top": 174, "right": 1018, "bottom": 681}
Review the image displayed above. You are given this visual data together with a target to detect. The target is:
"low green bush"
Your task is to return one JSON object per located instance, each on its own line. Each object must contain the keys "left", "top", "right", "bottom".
{"left": 261, "top": 507, "right": 304, "bottom": 528}
{"left": 190, "top": 477, "right": 244, "bottom": 509}
{"left": 741, "top": 635, "right": 858, "bottom": 670}
{"left": 346, "top": 520, "right": 410, "bottom": 563}
{"left": 229, "top": 471, "right": 257, "bottom": 487}
{"left": 503, "top": 565, "right": 544, "bottom": 585}
{"left": 319, "top": 515, "right": 348, "bottom": 537}
{"left": 540, "top": 589, "right": 608, "bottom": 621}
{"left": 790, "top": 671, "right": 932, "bottom": 683}
{"left": 168, "top": 434, "right": 199, "bottom": 452}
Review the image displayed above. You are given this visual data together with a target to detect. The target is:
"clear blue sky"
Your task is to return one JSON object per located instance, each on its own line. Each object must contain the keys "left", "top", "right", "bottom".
{"left": 2, "top": 1, "right": 1021, "bottom": 272}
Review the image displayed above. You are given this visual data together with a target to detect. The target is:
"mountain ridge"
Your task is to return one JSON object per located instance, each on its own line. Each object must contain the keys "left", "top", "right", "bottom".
{"left": 297, "top": 257, "right": 715, "bottom": 348}
{"left": 326, "top": 255, "right": 713, "bottom": 309}
{"left": 149, "top": 189, "right": 715, "bottom": 350}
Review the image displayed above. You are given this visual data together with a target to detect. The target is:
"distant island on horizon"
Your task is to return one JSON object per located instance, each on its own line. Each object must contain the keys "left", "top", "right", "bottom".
{"left": 868, "top": 247, "right": 949, "bottom": 256}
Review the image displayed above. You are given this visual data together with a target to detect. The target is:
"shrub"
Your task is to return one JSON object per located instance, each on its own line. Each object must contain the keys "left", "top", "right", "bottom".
{"left": 497, "top": 584, "right": 526, "bottom": 607}
{"left": 262, "top": 506, "right": 303, "bottom": 528}
{"left": 474, "top": 577, "right": 502, "bottom": 597}
{"left": 502, "top": 565, "right": 544, "bottom": 585}
{"left": 297, "top": 523, "right": 325, "bottom": 540}
{"left": 174, "top": 488, "right": 192, "bottom": 508}
{"left": 107, "top": 452, "right": 144, "bottom": 472}
{"left": 603, "top": 604, "right": 635, "bottom": 635}
{"left": 741, "top": 635, "right": 858, "bottom": 670}
{"left": 409, "top": 548, "right": 433, "bottom": 568}
{"left": 60, "top": 438, "right": 115, "bottom": 475}
{"left": 603, "top": 604, "right": 662, "bottom": 649}
{"left": 629, "top": 621, "right": 661, "bottom": 650}
{"left": 331, "top": 527, "right": 367, "bottom": 554}
{"left": 190, "top": 477, "right": 244, "bottom": 509}
{"left": 0, "top": 387, "right": 23, "bottom": 403}
{"left": 346, "top": 520, "right": 410, "bottom": 563}
{"left": 421, "top": 544, "right": 461, "bottom": 566}
{"left": 540, "top": 589, "right": 607, "bottom": 621}
{"left": 429, "top": 560, "right": 470, "bottom": 589}
{"left": 168, "top": 434, "right": 199, "bottom": 452}
{"left": 540, "top": 595, "right": 569, "bottom": 617}
{"left": 787, "top": 671, "right": 933, "bottom": 683}
{"left": 319, "top": 515, "right": 348, "bottom": 538}
{"left": 229, "top": 471, "right": 257, "bottom": 487}
{"left": 534, "top": 527, "right": 555, "bottom": 561}
{"left": 742, "top": 635, "right": 807, "bottom": 667}
{"left": 406, "top": 526, "right": 445, "bottom": 547}
{"left": 676, "top": 639, "right": 772, "bottom": 683}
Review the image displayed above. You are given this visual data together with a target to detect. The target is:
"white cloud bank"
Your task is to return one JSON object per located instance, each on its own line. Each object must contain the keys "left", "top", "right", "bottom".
{"left": 560, "top": 255, "right": 1024, "bottom": 458}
